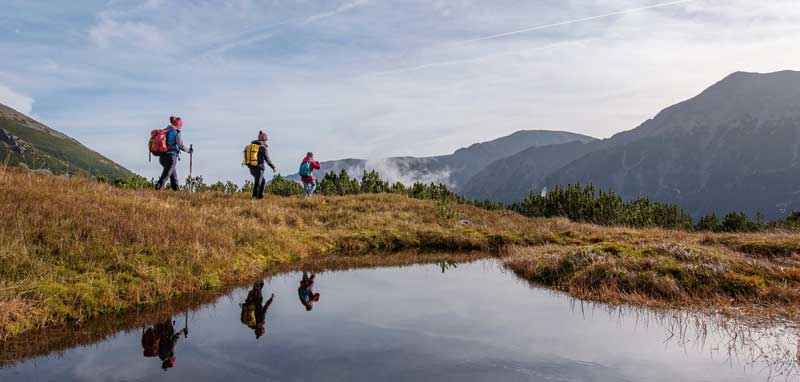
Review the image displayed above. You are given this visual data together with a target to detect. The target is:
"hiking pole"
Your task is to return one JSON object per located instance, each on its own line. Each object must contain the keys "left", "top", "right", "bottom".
{"left": 189, "top": 144, "right": 193, "bottom": 179}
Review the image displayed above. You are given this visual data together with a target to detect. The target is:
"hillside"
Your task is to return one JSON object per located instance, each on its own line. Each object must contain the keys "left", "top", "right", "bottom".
{"left": 288, "top": 130, "right": 596, "bottom": 188}
{"left": 462, "top": 71, "right": 800, "bottom": 219}
{"left": 462, "top": 140, "right": 598, "bottom": 203}
{"left": 0, "top": 103, "right": 133, "bottom": 180}
{"left": 1, "top": 168, "right": 799, "bottom": 341}
{"left": 543, "top": 71, "right": 800, "bottom": 219}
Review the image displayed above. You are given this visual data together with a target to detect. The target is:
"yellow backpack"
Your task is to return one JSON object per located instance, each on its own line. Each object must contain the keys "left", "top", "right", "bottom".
{"left": 240, "top": 303, "right": 257, "bottom": 327}
{"left": 243, "top": 143, "right": 263, "bottom": 167}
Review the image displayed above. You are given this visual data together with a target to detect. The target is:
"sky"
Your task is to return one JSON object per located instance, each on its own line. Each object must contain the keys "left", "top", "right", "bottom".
{"left": 1, "top": 0, "right": 800, "bottom": 183}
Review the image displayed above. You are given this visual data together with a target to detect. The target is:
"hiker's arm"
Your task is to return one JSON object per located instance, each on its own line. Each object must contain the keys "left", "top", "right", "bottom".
{"left": 261, "top": 146, "right": 275, "bottom": 171}
{"left": 312, "top": 161, "right": 321, "bottom": 170}
{"left": 176, "top": 133, "right": 190, "bottom": 153}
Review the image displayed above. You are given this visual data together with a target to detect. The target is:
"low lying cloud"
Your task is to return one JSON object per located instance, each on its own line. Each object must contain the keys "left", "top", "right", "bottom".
{"left": 367, "top": 158, "right": 454, "bottom": 186}
{"left": 331, "top": 158, "right": 454, "bottom": 187}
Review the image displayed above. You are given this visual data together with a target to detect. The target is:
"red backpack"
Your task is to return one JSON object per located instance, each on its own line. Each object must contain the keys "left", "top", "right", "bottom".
{"left": 142, "top": 327, "right": 161, "bottom": 357}
{"left": 149, "top": 129, "right": 170, "bottom": 156}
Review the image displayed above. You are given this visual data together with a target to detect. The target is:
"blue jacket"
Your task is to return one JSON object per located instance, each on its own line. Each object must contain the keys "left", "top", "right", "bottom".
{"left": 165, "top": 127, "right": 186, "bottom": 156}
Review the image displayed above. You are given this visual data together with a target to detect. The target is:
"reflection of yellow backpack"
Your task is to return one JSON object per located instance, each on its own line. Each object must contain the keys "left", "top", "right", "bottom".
{"left": 240, "top": 304, "right": 257, "bottom": 327}
{"left": 243, "top": 143, "right": 263, "bottom": 167}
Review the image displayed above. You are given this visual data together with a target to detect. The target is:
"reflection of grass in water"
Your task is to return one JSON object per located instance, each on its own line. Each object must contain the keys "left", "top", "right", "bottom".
{"left": 567, "top": 300, "right": 800, "bottom": 380}
{"left": 0, "top": 251, "right": 487, "bottom": 367}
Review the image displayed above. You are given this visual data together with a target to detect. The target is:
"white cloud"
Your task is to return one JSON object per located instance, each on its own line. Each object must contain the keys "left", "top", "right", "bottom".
{"left": 89, "top": 16, "right": 165, "bottom": 49}
{"left": 0, "top": 84, "right": 34, "bottom": 115}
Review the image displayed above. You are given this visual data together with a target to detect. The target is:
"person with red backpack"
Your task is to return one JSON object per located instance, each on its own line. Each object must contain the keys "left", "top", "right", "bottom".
{"left": 141, "top": 318, "right": 187, "bottom": 370}
{"left": 151, "top": 116, "right": 193, "bottom": 191}
{"left": 299, "top": 152, "right": 320, "bottom": 196}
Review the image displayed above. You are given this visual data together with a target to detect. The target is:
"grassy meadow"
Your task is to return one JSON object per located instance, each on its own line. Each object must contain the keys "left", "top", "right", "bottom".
{"left": 1, "top": 167, "right": 799, "bottom": 341}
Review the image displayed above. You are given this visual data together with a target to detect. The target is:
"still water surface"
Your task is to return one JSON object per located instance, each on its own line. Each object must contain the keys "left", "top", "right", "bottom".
{"left": 1, "top": 260, "right": 796, "bottom": 381}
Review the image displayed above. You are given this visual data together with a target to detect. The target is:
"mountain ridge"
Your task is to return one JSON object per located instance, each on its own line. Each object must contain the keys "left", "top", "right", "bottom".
{"left": 288, "top": 130, "right": 597, "bottom": 187}
{"left": 0, "top": 102, "right": 134, "bottom": 180}
{"left": 539, "top": 70, "right": 800, "bottom": 219}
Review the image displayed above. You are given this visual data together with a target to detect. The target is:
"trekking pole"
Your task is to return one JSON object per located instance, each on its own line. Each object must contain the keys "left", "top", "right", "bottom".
{"left": 189, "top": 144, "right": 193, "bottom": 179}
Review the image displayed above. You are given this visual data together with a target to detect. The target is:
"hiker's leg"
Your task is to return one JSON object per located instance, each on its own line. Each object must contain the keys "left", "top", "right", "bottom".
{"left": 302, "top": 182, "right": 309, "bottom": 196}
{"left": 256, "top": 172, "right": 266, "bottom": 199}
{"left": 309, "top": 181, "right": 316, "bottom": 195}
{"left": 156, "top": 155, "right": 172, "bottom": 190}
{"left": 249, "top": 167, "right": 260, "bottom": 198}
{"left": 168, "top": 156, "right": 179, "bottom": 191}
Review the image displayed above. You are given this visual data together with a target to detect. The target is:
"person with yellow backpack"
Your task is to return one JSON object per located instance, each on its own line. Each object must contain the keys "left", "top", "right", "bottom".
{"left": 243, "top": 131, "right": 276, "bottom": 199}
{"left": 240, "top": 281, "right": 274, "bottom": 339}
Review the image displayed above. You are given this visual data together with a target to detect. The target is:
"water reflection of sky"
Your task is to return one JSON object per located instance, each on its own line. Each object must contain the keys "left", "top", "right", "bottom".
{"left": 0, "top": 260, "right": 786, "bottom": 382}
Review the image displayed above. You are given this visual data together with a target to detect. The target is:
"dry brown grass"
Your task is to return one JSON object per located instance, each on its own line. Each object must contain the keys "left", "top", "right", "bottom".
{"left": 503, "top": 232, "right": 800, "bottom": 323}
{"left": 0, "top": 169, "right": 572, "bottom": 339}
{"left": 2, "top": 168, "right": 799, "bottom": 341}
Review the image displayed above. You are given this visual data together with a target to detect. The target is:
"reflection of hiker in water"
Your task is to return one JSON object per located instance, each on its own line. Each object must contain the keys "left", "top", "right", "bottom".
{"left": 298, "top": 272, "right": 321, "bottom": 311}
{"left": 141, "top": 317, "right": 188, "bottom": 370}
{"left": 240, "top": 281, "right": 275, "bottom": 339}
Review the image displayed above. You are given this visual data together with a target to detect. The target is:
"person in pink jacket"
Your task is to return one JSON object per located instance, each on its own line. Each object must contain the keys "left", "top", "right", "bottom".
{"left": 299, "top": 152, "right": 321, "bottom": 196}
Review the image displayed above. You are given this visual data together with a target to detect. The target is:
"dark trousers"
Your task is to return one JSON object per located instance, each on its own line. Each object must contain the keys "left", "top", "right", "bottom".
{"left": 156, "top": 155, "right": 179, "bottom": 191}
{"left": 249, "top": 166, "right": 266, "bottom": 199}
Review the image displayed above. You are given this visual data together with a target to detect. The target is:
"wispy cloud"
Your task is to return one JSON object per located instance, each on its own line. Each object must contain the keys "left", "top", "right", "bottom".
{"left": 89, "top": 16, "right": 165, "bottom": 49}
{"left": 460, "top": 0, "right": 698, "bottom": 44}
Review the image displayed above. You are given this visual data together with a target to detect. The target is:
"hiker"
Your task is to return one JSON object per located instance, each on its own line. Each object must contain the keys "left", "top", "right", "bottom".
{"left": 141, "top": 318, "right": 188, "bottom": 370}
{"left": 299, "top": 152, "right": 321, "bottom": 196}
{"left": 153, "top": 116, "right": 193, "bottom": 191}
{"left": 297, "top": 272, "right": 321, "bottom": 311}
{"left": 240, "top": 281, "right": 275, "bottom": 339}
{"left": 243, "top": 131, "right": 276, "bottom": 199}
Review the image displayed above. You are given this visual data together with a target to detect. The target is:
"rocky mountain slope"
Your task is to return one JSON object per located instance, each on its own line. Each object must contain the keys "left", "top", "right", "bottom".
{"left": 540, "top": 71, "right": 800, "bottom": 219}
{"left": 0, "top": 103, "right": 133, "bottom": 180}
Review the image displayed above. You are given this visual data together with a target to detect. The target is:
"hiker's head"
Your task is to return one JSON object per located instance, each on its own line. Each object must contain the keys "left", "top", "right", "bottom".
{"left": 306, "top": 152, "right": 314, "bottom": 158}
{"left": 170, "top": 116, "right": 183, "bottom": 129}
{"left": 255, "top": 326, "right": 265, "bottom": 338}
{"left": 258, "top": 130, "right": 268, "bottom": 141}
{"left": 305, "top": 304, "right": 313, "bottom": 312}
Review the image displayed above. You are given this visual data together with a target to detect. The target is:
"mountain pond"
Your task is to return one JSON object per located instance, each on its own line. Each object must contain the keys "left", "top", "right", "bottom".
{"left": 1, "top": 259, "right": 798, "bottom": 382}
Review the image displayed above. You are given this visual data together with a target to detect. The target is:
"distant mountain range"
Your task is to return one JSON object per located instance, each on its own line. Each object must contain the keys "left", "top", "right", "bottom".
{"left": 0, "top": 103, "right": 133, "bottom": 180}
{"left": 537, "top": 71, "right": 800, "bottom": 220}
{"left": 298, "top": 70, "right": 800, "bottom": 220}
{"left": 287, "top": 130, "right": 595, "bottom": 188}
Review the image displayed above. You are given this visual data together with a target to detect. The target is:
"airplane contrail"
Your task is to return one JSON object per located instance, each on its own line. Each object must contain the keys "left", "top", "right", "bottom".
{"left": 370, "top": 41, "right": 580, "bottom": 77}
{"left": 462, "top": 0, "right": 696, "bottom": 44}
{"left": 200, "top": 0, "right": 369, "bottom": 57}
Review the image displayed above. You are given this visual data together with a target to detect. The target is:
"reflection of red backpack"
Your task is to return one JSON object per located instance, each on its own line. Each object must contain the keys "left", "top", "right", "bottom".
{"left": 149, "top": 129, "right": 169, "bottom": 156}
{"left": 142, "top": 327, "right": 161, "bottom": 357}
